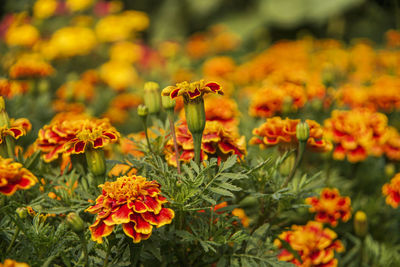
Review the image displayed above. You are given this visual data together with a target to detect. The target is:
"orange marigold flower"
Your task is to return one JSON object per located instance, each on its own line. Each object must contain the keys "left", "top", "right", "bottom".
{"left": 384, "top": 127, "right": 400, "bottom": 161}
{"left": 85, "top": 175, "right": 174, "bottom": 243}
{"left": 162, "top": 80, "right": 222, "bottom": 101}
{"left": 232, "top": 208, "right": 250, "bottom": 227}
{"left": 324, "top": 108, "right": 389, "bottom": 163}
{"left": 164, "top": 120, "right": 246, "bottom": 166}
{"left": 36, "top": 113, "right": 119, "bottom": 162}
{"left": 382, "top": 173, "right": 400, "bottom": 208}
{"left": 305, "top": 188, "right": 352, "bottom": 227}
{"left": 202, "top": 56, "right": 236, "bottom": 79}
{"left": 9, "top": 54, "right": 54, "bottom": 79}
{"left": 0, "top": 118, "right": 31, "bottom": 144}
{"left": 250, "top": 117, "right": 332, "bottom": 153}
{"left": 0, "top": 79, "right": 29, "bottom": 98}
{"left": 274, "top": 221, "right": 344, "bottom": 267}
{"left": 0, "top": 259, "right": 30, "bottom": 267}
{"left": 0, "top": 157, "right": 37, "bottom": 196}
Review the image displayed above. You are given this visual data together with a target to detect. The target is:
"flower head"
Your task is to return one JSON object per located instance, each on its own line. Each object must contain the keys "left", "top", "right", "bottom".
{"left": 9, "top": 53, "right": 54, "bottom": 79}
{"left": 162, "top": 80, "right": 222, "bottom": 102}
{"left": 0, "top": 259, "right": 30, "bottom": 267}
{"left": 382, "top": 173, "right": 400, "bottom": 208}
{"left": 274, "top": 221, "right": 344, "bottom": 267}
{"left": 0, "top": 118, "right": 31, "bottom": 144}
{"left": 85, "top": 175, "right": 174, "bottom": 243}
{"left": 305, "top": 188, "right": 352, "bottom": 227}
{"left": 0, "top": 157, "right": 37, "bottom": 196}
{"left": 250, "top": 117, "right": 332, "bottom": 153}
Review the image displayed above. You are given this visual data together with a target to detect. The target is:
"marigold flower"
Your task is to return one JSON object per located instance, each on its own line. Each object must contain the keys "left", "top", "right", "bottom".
{"left": 162, "top": 80, "right": 222, "bottom": 101}
{"left": 0, "top": 118, "right": 31, "bottom": 144}
{"left": 164, "top": 120, "right": 246, "bottom": 166}
{"left": 382, "top": 173, "right": 400, "bottom": 208}
{"left": 33, "top": 0, "right": 57, "bottom": 19}
{"left": 202, "top": 56, "right": 236, "bottom": 79}
{"left": 232, "top": 208, "right": 250, "bottom": 227}
{"left": 384, "top": 127, "right": 400, "bottom": 161}
{"left": 250, "top": 117, "right": 332, "bottom": 153}
{"left": 0, "top": 157, "right": 37, "bottom": 196}
{"left": 99, "top": 60, "right": 138, "bottom": 91}
{"left": 66, "top": 0, "right": 94, "bottom": 12}
{"left": 324, "top": 109, "right": 389, "bottom": 162}
{"left": 0, "top": 79, "right": 29, "bottom": 98}
{"left": 306, "top": 188, "right": 352, "bottom": 227}
{"left": 110, "top": 41, "right": 142, "bottom": 63}
{"left": 274, "top": 221, "right": 344, "bottom": 267}
{"left": 9, "top": 54, "right": 54, "bottom": 79}
{"left": 85, "top": 175, "right": 174, "bottom": 243}
{"left": 36, "top": 113, "right": 119, "bottom": 162}
{"left": 0, "top": 259, "right": 30, "bottom": 267}
{"left": 5, "top": 24, "right": 39, "bottom": 47}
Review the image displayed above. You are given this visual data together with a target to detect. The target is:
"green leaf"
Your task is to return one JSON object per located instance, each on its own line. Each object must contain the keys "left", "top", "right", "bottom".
{"left": 201, "top": 194, "right": 217, "bottom": 205}
{"left": 220, "top": 155, "right": 237, "bottom": 172}
{"left": 209, "top": 187, "right": 235, "bottom": 198}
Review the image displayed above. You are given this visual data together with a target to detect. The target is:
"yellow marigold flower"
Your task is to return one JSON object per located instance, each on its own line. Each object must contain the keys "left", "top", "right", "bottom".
{"left": 50, "top": 27, "right": 97, "bottom": 57}
{"left": 274, "top": 221, "right": 344, "bottom": 267}
{"left": 250, "top": 117, "right": 332, "bottom": 153}
{"left": 0, "top": 157, "right": 37, "bottom": 196}
{"left": 384, "top": 127, "right": 400, "bottom": 161}
{"left": 5, "top": 24, "right": 39, "bottom": 47}
{"left": 108, "top": 163, "right": 137, "bottom": 177}
{"left": 85, "top": 175, "right": 174, "bottom": 243}
{"left": 164, "top": 120, "right": 246, "bottom": 166}
{"left": 99, "top": 61, "right": 138, "bottom": 91}
{"left": 232, "top": 208, "right": 249, "bottom": 227}
{"left": 305, "top": 188, "right": 352, "bottom": 227}
{"left": 382, "top": 173, "right": 400, "bottom": 208}
{"left": 162, "top": 80, "right": 222, "bottom": 101}
{"left": 9, "top": 53, "right": 54, "bottom": 79}
{"left": 0, "top": 259, "right": 30, "bottom": 267}
{"left": 33, "top": 0, "right": 57, "bottom": 19}
{"left": 66, "top": 0, "right": 94, "bottom": 12}
{"left": 36, "top": 113, "right": 120, "bottom": 162}
{"left": 324, "top": 108, "right": 389, "bottom": 163}
{"left": 110, "top": 41, "right": 142, "bottom": 63}
{"left": 0, "top": 118, "right": 31, "bottom": 144}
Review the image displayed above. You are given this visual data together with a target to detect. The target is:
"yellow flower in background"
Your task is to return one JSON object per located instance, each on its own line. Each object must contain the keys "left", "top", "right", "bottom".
{"left": 99, "top": 61, "right": 138, "bottom": 91}
{"left": 121, "top": 10, "right": 149, "bottom": 32}
{"left": 50, "top": 27, "right": 97, "bottom": 57}
{"left": 0, "top": 259, "right": 30, "bottom": 267}
{"left": 33, "top": 0, "right": 57, "bottom": 19}
{"left": 5, "top": 24, "right": 39, "bottom": 47}
{"left": 109, "top": 41, "right": 142, "bottom": 63}
{"left": 66, "top": 0, "right": 93, "bottom": 12}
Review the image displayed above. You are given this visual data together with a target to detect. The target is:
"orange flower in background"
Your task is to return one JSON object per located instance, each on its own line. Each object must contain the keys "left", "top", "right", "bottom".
{"left": 274, "top": 221, "right": 344, "bottom": 267}
{"left": 0, "top": 157, "right": 37, "bottom": 196}
{"left": 382, "top": 173, "right": 400, "bottom": 208}
{"left": 36, "top": 113, "right": 119, "bottom": 162}
{"left": 324, "top": 108, "right": 389, "bottom": 163}
{"left": 384, "top": 127, "right": 400, "bottom": 161}
{"left": 306, "top": 188, "right": 352, "bottom": 227}
{"left": 9, "top": 54, "right": 54, "bottom": 79}
{"left": 85, "top": 175, "right": 174, "bottom": 243}
{"left": 232, "top": 208, "right": 250, "bottom": 227}
{"left": 56, "top": 80, "right": 95, "bottom": 103}
{"left": 164, "top": 120, "right": 246, "bottom": 167}
{"left": 162, "top": 80, "right": 222, "bottom": 101}
{"left": 202, "top": 56, "right": 236, "bottom": 79}
{"left": 0, "top": 259, "right": 30, "bottom": 267}
{"left": 386, "top": 29, "right": 400, "bottom": 48}
{"left": 250, "top": 117, "right": 332, "bottom": 153}
{"left": 0, "top": 118, "right": 32, "bottom": 144}
{"left": 0, "top": 79, "right": 29, "bottom": 98}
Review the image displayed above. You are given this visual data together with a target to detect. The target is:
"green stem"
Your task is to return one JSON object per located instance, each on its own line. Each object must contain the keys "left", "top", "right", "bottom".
{"left": 79, "top": 233, "right": 89, "bottom": 267}
{"left": 192, "top": 132, "right": 203, "bottom": 165}
{"left": 141, "top": 118, "right": 152, "bottom": 153}
{"left": 5, "top": 136, "right": 15, "bottom": 159}
{"left": 168, "top": 112, "right": 181, "bottom": 174}
{"left": 282, "top": 141, "right": 306, "bottom": 188}
{"left": 0, "top": 142, "right": 8, "bottom": 158}
{"left": 5, "top": 226, "right": 20, "bottom": 256}
{"left": 103, "top": 241, "right": 111, "bottom": 267}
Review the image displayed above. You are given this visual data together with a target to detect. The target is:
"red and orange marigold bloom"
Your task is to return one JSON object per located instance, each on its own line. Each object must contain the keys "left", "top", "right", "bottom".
{"left": 85, "top": 175, "right": 174, "bottom": 243}
{"left": 274, "top": 221, "right": 344, "bottom": 267}
{"left": 36, "top": 113, "right": 119, "bottom": 162}
{"left": 382, "top": 173, "right": 400, "bottom": 208}
{"left": 250, "top": 117, "right": 332, "bottom": 153}
{"left": 164, "top": 120, "right": 246, "bottom": 166}
{"left": 324, "top": 108, "right": 389, "bottom": 163}
{"left": 0, "top": 157, "right": 37, "bottom": 196}
{"left": 9, "top": 53, "right": 54, "bottom": 79}
{"left": 0, "top": 118, "right": 31, "bottom": 144}
{"left": 162, "top": 80, "right": 222, "bottom": 101}
{"left": 383, "top": 127, "right": 400, "bottom": 161}
{"left": 305, "top": 188, "right": 352, "bottom": 227}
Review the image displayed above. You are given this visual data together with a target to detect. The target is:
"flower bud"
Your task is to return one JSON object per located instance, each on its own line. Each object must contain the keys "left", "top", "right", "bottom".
{"left": 354, "top": 211, "right": 367, "bottom": 237}
{"left": 184, "top": 98, "right": 206, "bottom": 135}
{"left": 385, "top": 163, "right": 395, "bottom": 178}
{"left": 144, "top": 81, "right": 161, "bottom": 115}
{"left": 162, "top": 94, "right": 176, "bottom": 112}
{"left": 16, "top": 207, "right": 28, "bottom": 219}
{"left": 66, "top": 212, "right": 85, "bottom": 233}
{"left": 279, "top": 153, "right": 295, "bottom": 176}
{"left": 137, "top": 104, "right": 148, "bottom": 118}
{"left": 296, "top": 121, "right": 309, "bottom": 142}
{"left": 0, "top": 96, "right": 10, "bottom": 127}
{"left": 85, "top": 148, "right": 106, "bottom": 177}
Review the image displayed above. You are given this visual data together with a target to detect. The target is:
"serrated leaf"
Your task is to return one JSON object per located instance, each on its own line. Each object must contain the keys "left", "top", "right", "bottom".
{"left": 220, "top": 155, "right": 237, "bottom": 172}
{"left": 201, "top": 194, "right": 217, "bottom": 205}
{"left": 217, "top": 182, "right": 242, "bottom": 192}
{"left": 190, "top": 160, "right": 200, "bottom": 174}
{"left": 209, "top": 186, "right": 235, "bottom": 197}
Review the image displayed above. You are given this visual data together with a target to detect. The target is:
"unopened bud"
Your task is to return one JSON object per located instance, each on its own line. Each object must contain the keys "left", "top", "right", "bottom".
{"left": 184, "top": 98, "right": 206, "bottom": 135}
{"left": 66, "top": 212, "right": 85, "bottom": 233}
{"left": 385, "top": 163, "right": 395, "bottom": 178}
{"left": 144, "top": 81, "right": 161, "bottom": 115}
{"left": 85, "top": 148, "right": 106, "bottom": 178}
{"left": 162, "top": 94, "right": 176, "bottom": 111}
{"left": 16, "top": 207, "right": 28, "bottom": 219}
{"left": 296, "top": 121, "right": 309, "bottom": 142}
{"left": 354, "top": 211, "right": 367, "bottom": 237}
{"left": 137, "top": 104, "right": 148, "bottom": 118}
{"left": 0, "top": 96, "right": 10, "bottom": 127}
